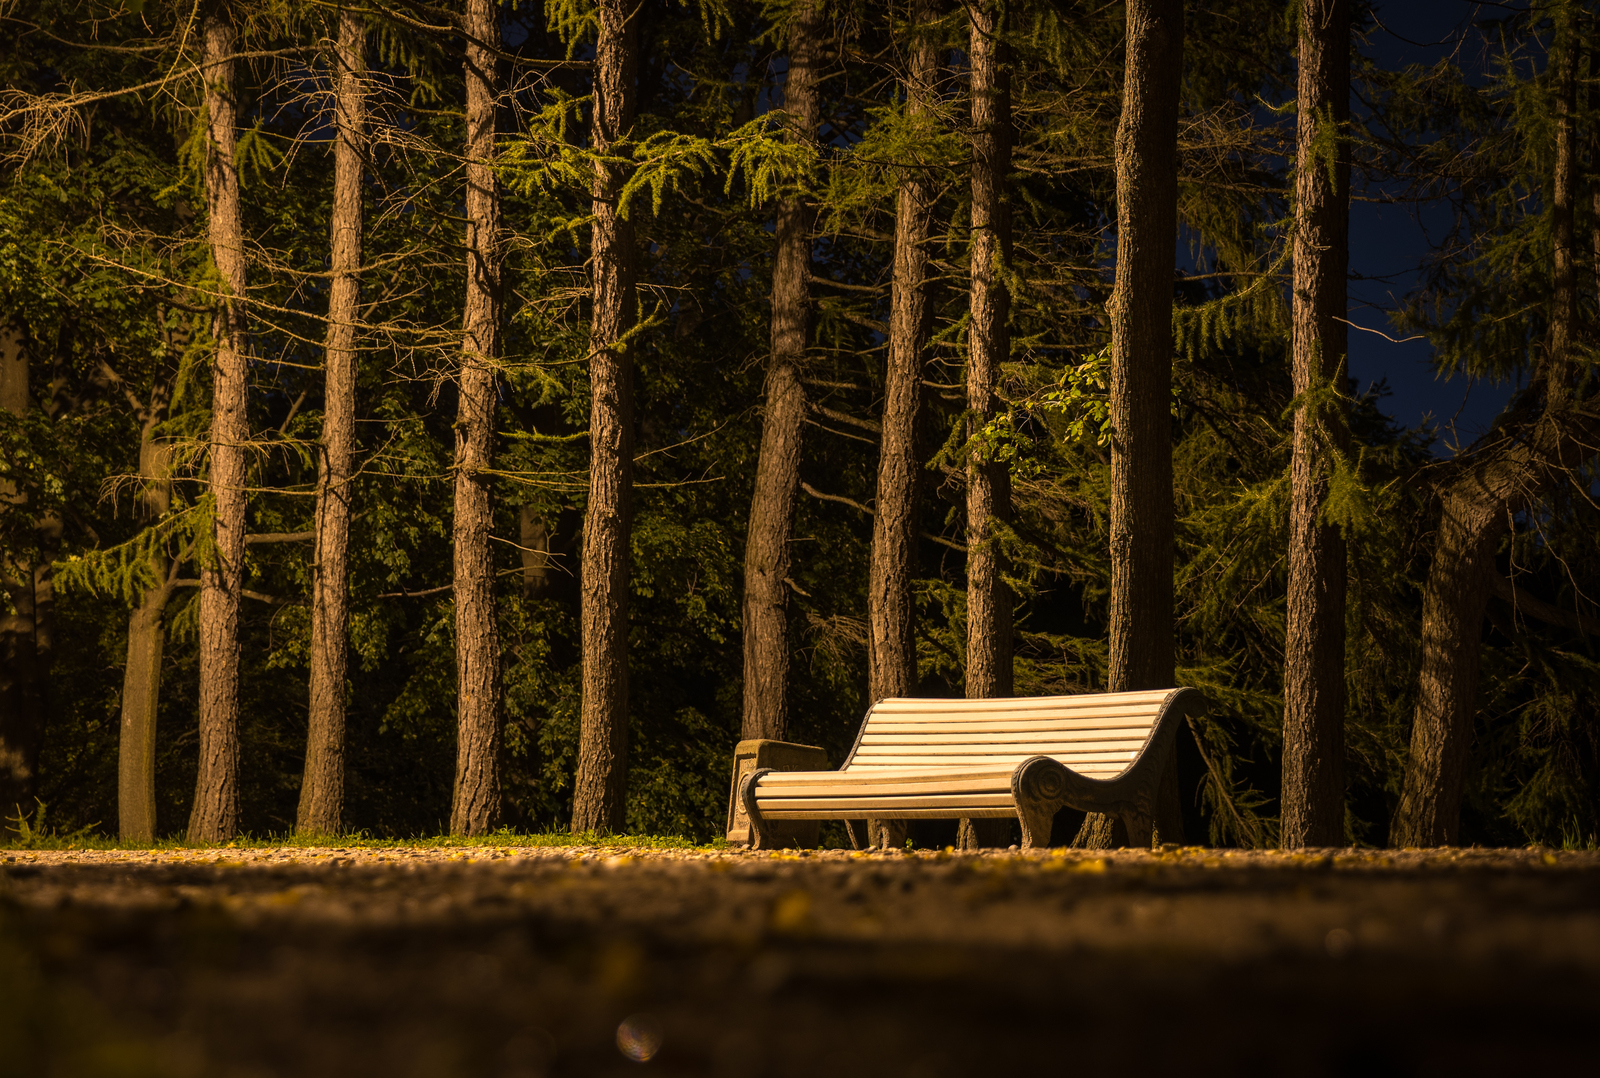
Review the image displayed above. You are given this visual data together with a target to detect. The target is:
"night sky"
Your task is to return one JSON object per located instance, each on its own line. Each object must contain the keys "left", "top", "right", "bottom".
{"left": 1348, "top": 0, "right": 1518, "bottom": 451}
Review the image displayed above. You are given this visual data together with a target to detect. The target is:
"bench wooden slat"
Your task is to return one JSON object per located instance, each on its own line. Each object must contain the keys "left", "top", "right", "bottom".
{"left": 865, "top": 705, "right": 1163, "bottom": 723}
{"left": 843, "top": 761, "right": 1125, "bottom": 775}
{"left": 858, "top": 735, "right": 1148, "bottom": 751}
{"left": 866, "top": 719, "right": 1156, "bottom": 736}
{"left": 870, "top": 691, "right": 1172, "bottom": 712}
{"left": 756, "top": 766, "right": 1016, "bottom": 787}
{"left": 758, "top": 775, "right": 1015, "bottom": 797}
{"left": 763, "top": 807, "right": 1019, "bottom": 820}
{"left": 850, "top": 750, "right": 1140, "bottom": 764}
{"left": 759, "top": 793, "right": 1017, "bottom": 811}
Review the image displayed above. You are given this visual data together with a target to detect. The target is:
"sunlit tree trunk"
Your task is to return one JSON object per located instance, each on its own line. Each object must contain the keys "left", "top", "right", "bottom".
{"left": 869, "top": 0, "right": 937, "bottom": 706}
{"left": 298, "top": 7, "right": 366, "bottom": 837}
{"left": 190, "top": 8, "right": 249, "bottom": 843}
{"left": 1078, "top": 0, "right": 1184, "bottom": 850}
{"left": 964, "top": 0, "right": 1012, "bottom": 703}
{"left": 1282, "top": 0, "right": 1350, "bottom": 849}
{"left": 449, "top": 0, "right": 505, "bottom": 836}
{"left": 572, "top": 0, "right": 639, "bottom": 835}
{"left": 741, "top": 0, "right": 821, "bottom": 742}
{"left": 119, "top": 399, "right": 173, "bottom": 843}
{"left": 959, "top": 0, "right": 1015, "bottom": 851}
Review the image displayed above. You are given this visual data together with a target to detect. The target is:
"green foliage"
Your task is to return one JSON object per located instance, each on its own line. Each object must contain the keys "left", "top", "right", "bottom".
{"left": 3, "top": 0, "right": 1595, "bottom": 856}
{"left": 4, "top": 801, "right": 101, "bottom": 850}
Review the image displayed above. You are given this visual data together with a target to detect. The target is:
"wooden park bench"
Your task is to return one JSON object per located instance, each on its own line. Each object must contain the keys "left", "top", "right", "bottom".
{"left": 732, "top": 688, "right": 1202, "bottom": 850}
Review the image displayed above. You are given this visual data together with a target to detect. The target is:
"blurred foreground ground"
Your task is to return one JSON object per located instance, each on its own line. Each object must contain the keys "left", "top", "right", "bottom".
{"left": 3, "top": 845, "right": 1597, "bottom": 1077}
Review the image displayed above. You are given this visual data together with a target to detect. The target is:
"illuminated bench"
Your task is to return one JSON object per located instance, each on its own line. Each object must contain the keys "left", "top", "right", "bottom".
{"left": 738, "top": 688, "right": 1201, "bottom": 850}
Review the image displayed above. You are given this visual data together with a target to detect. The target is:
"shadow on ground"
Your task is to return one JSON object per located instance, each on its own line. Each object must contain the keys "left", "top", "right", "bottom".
{"left": 2, "top": 846, "right": 1596, "bottom": 1077}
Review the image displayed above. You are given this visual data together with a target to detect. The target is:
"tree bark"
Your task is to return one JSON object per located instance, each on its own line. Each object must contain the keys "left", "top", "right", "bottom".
{"left": 1281, "top": 0, "right": 1350, "bottom": 849}
{"left": 571, "top": 0, "right": 638, "bottom": 835}
{"left": 1390, "top": 10, "right": 1584, "bottom": 847}
{"left": 1547, "top": 6, "right": 1578, "bottom": 412}
{"left": 449, "top": 0, "right": 504, "bottom": 836}
{"left": 519, "top": 506, "right": 552, "bottom": 599}
{"left": 0, "top": 324, "right": 44, "bottom": 816}
{"left": 964, "top": 0, "right": 1013, "bottom": 704}
{"left": 119, "top": 400, "right": 173, "bottom": 843}
{"left": 1079, "top": 0, "right": 1184, "bottom": 849}
{"left": 189, "top": 8, "right": 249, "bottom": 843}
{"left": 958, "top": 0, "right": 1016, "bottom": 851}
{"left": 868, "top": 0, "right": 937, "bottom": 706}
{"left": 119, "top": 582, "right": 168, "bottom": 843}
{"left": 741, "top": 0, "right": 821, "bottom": 743}
{"left": 298, "top": 7, "right": 366, "bottom": 838}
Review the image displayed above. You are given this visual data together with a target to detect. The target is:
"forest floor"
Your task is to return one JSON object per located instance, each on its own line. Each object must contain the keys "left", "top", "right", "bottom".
{"left": 3, "top": 845, "right": 1598, "bottom": 1078}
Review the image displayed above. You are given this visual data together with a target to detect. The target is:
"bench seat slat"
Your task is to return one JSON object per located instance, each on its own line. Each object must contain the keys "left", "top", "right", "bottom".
{"left": 866, "top": 720, "right": 1156, "bottom": 736}
{"left": 857, "top": 737, "right": 1147, "bottom": 753}
{"left": 870, "top": 692, "right": 1172, "bottom": 713}
{"left": 758, "top": 793, "right": 1017, "bottom": 812}
{"left": 758, "top": 776, "right": 1016, "bottom": 797}
{"left": 843, "top": 762, "right": 1125, "bottom": 776}
{"left": 849, "top": 750, "right": 1139, "bottom": 765}
{"left": 865, "top": 705, "right": 1163, "bottom": 723}
{"left": 756, "top": 767, "right": 1015, "bottom": 787}
{"left": 763, "top": 807, "right": 1019, "bottom": 820}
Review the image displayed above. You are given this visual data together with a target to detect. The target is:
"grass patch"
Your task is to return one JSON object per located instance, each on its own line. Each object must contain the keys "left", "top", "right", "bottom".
{"left": 2, "top": 803, "right": 719, "bottom": 853}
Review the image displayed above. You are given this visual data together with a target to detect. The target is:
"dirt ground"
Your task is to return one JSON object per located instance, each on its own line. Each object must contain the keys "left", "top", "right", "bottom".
{"left": 3, "top": 845, "right": 1598, "bottom": 1077}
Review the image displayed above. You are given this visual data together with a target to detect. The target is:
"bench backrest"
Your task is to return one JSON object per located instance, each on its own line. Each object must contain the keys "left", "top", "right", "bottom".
{"left": 840, "top": 690, "right": 1182, "bottom": 780}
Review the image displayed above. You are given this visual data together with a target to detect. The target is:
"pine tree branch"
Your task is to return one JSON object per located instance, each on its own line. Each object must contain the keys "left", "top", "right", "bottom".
{"left": 1490, "top": 574, "right": 1600, "bottom": 635}
{"left": 244, "top": 531, "right": 317, "bottom": 545}
{"left": 798, "top": 481, "right": 967, "bottom": 552}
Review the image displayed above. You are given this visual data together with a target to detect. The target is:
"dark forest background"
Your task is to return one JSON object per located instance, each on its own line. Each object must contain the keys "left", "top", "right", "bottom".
{"left": 2, "top": 0, "right": 1597, "bottom": 847}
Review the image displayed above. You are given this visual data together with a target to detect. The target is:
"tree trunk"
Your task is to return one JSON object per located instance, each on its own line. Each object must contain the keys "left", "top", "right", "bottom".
{"left": 298, "top": 8, "right": 366, "bottom": 838}
{"left": 964, "top": 0, "right": 1013, "bottom": 704}
{"left": 1547, "top": 7, "right": 1578, "bottom": 413}
{"left": 119, "top": 414, "right": 173, "bottom": 843}
{"left": 1390, "top": 9, "right": 1582, "bottom": 847}
{"left": 1390, "top": 489, "right": 1500, "bottom": 846}
{"left": 868, "top": 0, "right": 937, "bottom": 706}
{"left": 519, "top": 506, "right": 552, "bottom": 599}
{"left": 189, "top": 9, "right": 249, "bottom": 843}
{"left": 119, "top": 577, "right": 170, "bottom": 843}
{"left": 0, "top": 324, "right": 44, "bottom": 816}
{"left": 741, "top": 0, "right": 821, "bottom": 743}
{"left": 571, "top": 0, "right": 638, "bottom": 835}
{"left": 1281, "top": 0, "right": 1350, "bottom": 849}
{"left": 449, "top": 0, "right": 504, "bottom": 836}
{"left": 1078, "top": 0, "right": 1184, "bottom": 849}
{"left": 958, "top": 0, "right": 1015, "bottom": 851}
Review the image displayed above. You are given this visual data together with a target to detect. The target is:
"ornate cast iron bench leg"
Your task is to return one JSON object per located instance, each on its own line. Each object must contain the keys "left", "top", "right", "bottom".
{"left": 1013, "top": 756, "right": 1070, "bottom": 850}
{"left": 740, "top": 768, "right": 774, "bottom": 850}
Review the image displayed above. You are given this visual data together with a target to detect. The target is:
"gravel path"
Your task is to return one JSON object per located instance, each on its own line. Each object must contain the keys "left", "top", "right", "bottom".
{"left": 3, "top": 846, "right": 1597, "bottom": 1076}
